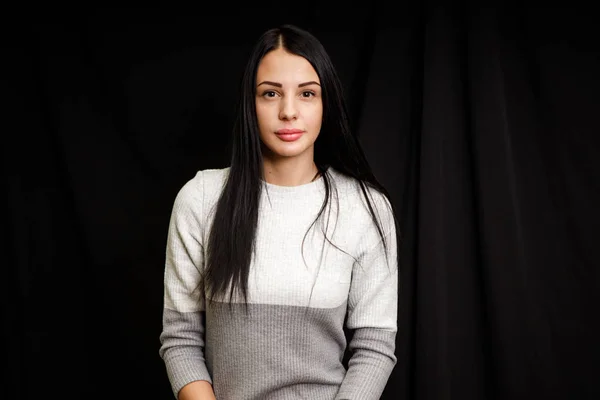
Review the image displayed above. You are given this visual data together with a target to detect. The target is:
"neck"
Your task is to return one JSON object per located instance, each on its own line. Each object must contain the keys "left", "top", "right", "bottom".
{"left": 262, "top": 154, "right": 319, "bottom": 187}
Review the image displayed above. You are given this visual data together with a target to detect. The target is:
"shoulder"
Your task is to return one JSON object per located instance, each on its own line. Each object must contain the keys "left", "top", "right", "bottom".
{"left": 172, "top": 166, "right": 230, "bottom": 216}
{"left": 328, "top": 168, "right": 396, "bottom": 237}
{"left": 329, "top": 168, "right": 392, "bottom": 214}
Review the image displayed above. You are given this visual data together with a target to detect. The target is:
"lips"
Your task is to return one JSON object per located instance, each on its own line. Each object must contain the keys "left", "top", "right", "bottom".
{"left": 275, "top": 128, "right": 304, "bottom": 142}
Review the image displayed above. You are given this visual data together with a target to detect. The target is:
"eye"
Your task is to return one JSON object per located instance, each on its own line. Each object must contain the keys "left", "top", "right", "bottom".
{"left": 301, "top": 91, "right": 315, "bottom": 98}
{"left": 262, "top": 90, "right": 277, "bottom": 98}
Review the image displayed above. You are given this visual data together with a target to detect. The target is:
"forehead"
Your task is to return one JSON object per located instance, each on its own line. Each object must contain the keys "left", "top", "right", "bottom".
{"left": 256, "top": 48, "right": 319, "bottom": 83}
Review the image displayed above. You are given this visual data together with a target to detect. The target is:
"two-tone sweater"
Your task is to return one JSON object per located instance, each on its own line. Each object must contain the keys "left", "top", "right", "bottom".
{"left": 159, "top": 166, "right": 398, "bottom": 399}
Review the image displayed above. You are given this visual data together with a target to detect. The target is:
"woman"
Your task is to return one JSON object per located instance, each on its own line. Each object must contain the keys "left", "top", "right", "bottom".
{"left": 159, "top": 24, "right": 399, "bottom": 400}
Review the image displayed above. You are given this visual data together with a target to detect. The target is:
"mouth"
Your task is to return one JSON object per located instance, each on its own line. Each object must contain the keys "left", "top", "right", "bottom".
{"left": 275, "top": 129, "right": 304, "bottom": 142}
{"left": 276, "top": 129, "right": 304, "bottom": 134}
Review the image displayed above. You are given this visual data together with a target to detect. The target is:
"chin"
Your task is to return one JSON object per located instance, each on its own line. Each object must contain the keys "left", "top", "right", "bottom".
{"left": 270, "top": 147, "right": 309, "bottom": 158}
{"left": 262, "top": 137, "right": 316, "bottom": 159}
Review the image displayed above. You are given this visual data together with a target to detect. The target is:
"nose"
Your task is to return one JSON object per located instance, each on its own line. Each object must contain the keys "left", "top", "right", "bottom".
{"left": 279, "top": 96, "right": 298, "bottom": 120}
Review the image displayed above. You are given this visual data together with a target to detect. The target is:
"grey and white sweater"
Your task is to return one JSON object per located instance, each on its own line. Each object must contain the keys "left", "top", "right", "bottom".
{"left": 159, "top": 166, "right": 398, "bottom": 400}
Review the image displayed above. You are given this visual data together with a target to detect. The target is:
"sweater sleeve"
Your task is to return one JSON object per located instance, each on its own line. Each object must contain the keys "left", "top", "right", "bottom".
{"left": 159, "top": 171, "right": 212, "bottom": 398}
{"left": 335, "top": 194, "right": 399, "bottom": 400}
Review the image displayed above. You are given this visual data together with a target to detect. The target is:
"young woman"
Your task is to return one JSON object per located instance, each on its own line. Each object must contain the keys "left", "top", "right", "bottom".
{"left": 159, "top": 24, "right": 400, "bottom": 400}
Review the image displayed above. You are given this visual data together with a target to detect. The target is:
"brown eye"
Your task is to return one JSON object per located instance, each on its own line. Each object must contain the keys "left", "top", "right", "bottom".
{"left": 302, "top": 91, "right": 315, "bottom": 98}
{"left": 262, "top": 90, "right": 277, "bottom": 98}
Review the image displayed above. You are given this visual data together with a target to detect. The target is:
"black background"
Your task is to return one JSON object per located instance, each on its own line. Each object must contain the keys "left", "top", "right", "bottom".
{"left": 4, "top": 4, "right": 599, "bottom": 399}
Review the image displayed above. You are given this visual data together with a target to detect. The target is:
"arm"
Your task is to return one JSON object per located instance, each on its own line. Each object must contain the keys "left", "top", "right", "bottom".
{"left": 178, "top": 380, "right": 216, "bottom": 400}
{"left": 335, "top": 201, "right": 399, "bottom": 400}
{"left": 159, "top": 172, "right": 214, "bottom": 399}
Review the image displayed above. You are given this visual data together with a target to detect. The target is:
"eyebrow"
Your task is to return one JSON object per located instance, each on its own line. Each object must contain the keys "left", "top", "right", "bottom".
{"left": 257, "top": 80, "right": 321, "bottom": 88}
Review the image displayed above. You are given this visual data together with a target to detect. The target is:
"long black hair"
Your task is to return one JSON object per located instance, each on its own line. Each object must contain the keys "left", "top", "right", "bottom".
{"left": 202, "top": 24, "right": 399, "bottom": 309}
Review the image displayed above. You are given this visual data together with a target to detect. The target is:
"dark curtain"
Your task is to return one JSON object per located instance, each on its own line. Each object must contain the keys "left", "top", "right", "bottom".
{"left": 5, "top": 4, "right": 599, "bottom": 400}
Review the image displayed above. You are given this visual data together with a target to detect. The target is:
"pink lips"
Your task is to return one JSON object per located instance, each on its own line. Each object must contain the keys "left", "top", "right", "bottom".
{"left": 275, "top": 128, "right": 304, "bottom": 142}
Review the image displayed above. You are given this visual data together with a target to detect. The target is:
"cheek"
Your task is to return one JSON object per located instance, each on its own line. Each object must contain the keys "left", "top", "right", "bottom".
{"left": 305, "top": 106, "right": 323, "bottom": 132}
{"left": 255, "top": 104, "right": 272, "bottom": 131}
{"left": 255, "top": 104, "right": 266, "bottom": 123}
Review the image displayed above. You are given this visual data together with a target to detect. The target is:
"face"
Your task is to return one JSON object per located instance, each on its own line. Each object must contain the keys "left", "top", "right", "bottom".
{"left": 255, "top": 47, "right": 323, "bottom": 161}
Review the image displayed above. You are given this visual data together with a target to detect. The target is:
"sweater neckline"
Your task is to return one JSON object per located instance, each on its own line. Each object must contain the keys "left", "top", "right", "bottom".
{"left": 260, "top": 167, "right": 332, "bottom": 197}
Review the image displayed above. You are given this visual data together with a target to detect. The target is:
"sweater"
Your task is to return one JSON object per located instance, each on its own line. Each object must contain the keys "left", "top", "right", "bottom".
{"left": 159, "top": 166, "right": 398, "bottom": 400}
